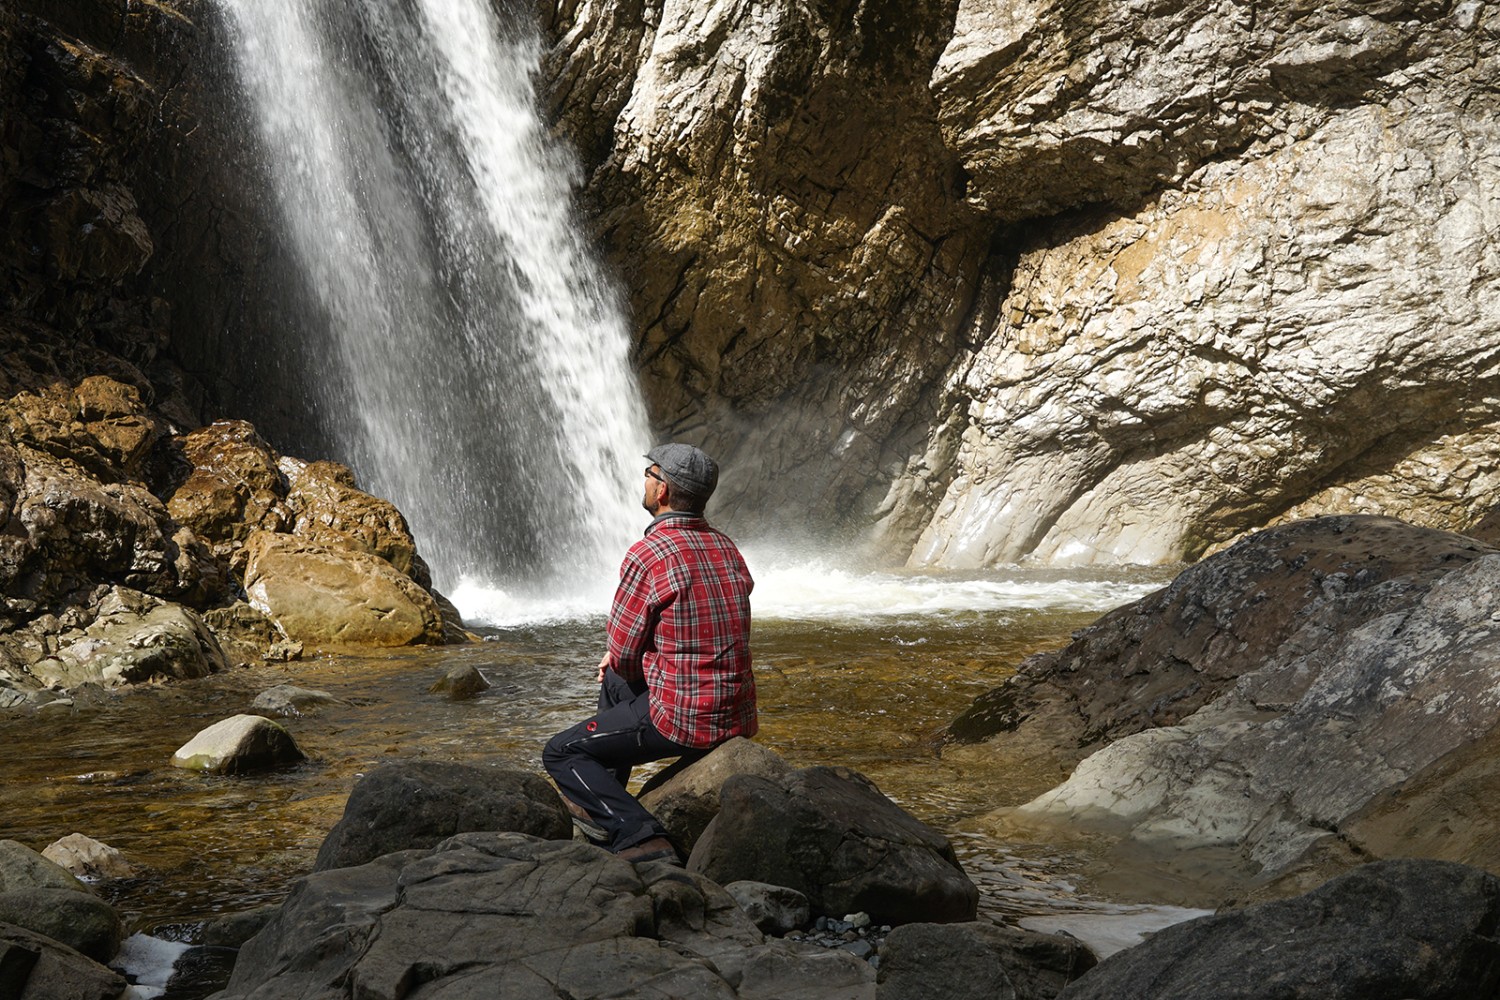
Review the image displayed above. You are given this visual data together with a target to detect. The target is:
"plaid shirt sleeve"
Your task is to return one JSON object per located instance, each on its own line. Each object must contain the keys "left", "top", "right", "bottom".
{"left": 604, "top": 516, "right": 756, "bottom": 747}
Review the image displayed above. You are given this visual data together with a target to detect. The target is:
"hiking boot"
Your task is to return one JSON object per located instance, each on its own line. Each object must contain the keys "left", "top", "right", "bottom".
{"left": 561, "top": 796, "right": 608, "bottom": 843}
{"left": 615, "top": 837, "right": 681, "bottom": 866}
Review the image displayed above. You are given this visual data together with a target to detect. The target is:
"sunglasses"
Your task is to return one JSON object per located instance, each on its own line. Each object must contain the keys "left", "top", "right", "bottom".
{"left": 644, "top": 466, "right": 666, "bottom": 484}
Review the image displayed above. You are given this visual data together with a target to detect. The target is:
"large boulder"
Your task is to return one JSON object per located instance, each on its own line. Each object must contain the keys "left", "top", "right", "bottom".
{"left": 877, "top": 921, "right": 1097, "bottom": 1000}
{"left": 0, "top": 840, "right": 89, "bottom": 894}
{"left": 689, "top": 766, "right": 978, "bottom": 925}
{"left": 0, "top": 921, "right": 129, "bottom": 1000}
{"left": 954, "top": 517, "right": 1500, "bottom": 893}
{"left": 639, "top": 737, "right": 793, "bottom": 852}
{"left": 312, "top": 761, "right": 571, "bottom": 872}
{"left": 1056, "top": 860, "right": 1500, "bottom": 1000}
{"left": 241, "top": 531, "right": 444, "bottom": 648}
{"left": 0, "top": 887, "right": 122, "bottom": 963}
{"left": 219, "top": 832, "right": 876, "bottom": 1000}
{"left": 170, "top": 714, "right": 306, "bottom": 775}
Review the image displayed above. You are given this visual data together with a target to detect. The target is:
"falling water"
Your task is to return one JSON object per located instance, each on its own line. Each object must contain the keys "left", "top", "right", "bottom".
{"left": 218, "top": 0, "right": 649, "bottom": 602}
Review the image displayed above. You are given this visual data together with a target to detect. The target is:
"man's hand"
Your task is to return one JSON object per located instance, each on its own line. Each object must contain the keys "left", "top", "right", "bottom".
{"left": 596, "top": 651, "right": 611, "bottom": 684}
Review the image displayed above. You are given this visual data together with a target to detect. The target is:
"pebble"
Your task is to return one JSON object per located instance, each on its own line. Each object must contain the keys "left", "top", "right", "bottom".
{"left": 785, "top": 912, "right": 887, "bottom": 967}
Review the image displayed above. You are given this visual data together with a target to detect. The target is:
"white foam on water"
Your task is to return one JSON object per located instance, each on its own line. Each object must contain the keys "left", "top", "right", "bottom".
{"left": 453, "top": 549, "right": 1164, "bottom": 627}
{"left": 112, "top": 933, "right": 191, "bottom": 999}
{"left": 1018, "top": 905, "right": 1214, "bottom": 959}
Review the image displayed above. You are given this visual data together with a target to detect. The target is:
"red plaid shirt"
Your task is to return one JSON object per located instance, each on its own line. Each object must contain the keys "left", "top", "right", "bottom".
{"left": 605, "top": 512, "right": 756, "bottom": 747}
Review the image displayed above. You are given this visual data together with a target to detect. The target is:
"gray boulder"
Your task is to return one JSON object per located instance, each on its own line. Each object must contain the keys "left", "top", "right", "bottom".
{"left": 250, "top": 683, "right": 341, "bottom": 717}
{"left": 953, "top": 516, "right": 1500, "bottom": 891}
{"left": 726, "top": 881, "right": 811, "bottom": 935}
{"left": 689, "top": 766, "right": 978, "bottom": 925}
{"left": 878, "top": 921, "right": 1097, "bottom": 1000}
{"left": 639, "top": 737, "right": 793, "bottom": 852}
{"left": 312, "top": 760, "right": 571, "bottom": 872}
{"left": 0, "top": 840, "right": 87, "bottom": 894}
{"left": 1057, "top": 859, "right": 1500, "bottom": 1000}
{"left": 219, "top": 832, "right": 876, "bottom": 1000}
{"left": 0, "top": 887, "right": 122, "bottom": 962}
{"left": 427, "top": 663, "right": 489, "bottom": 701}
{"left": 0, "top": 921, "right": 128, "bottom": 1000}
{"left": 170, "top": 714, "right": 305, "bottom": 775}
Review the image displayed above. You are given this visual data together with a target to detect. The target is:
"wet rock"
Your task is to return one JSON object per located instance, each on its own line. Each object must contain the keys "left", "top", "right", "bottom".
{"left": 0, "top": 921, "right": 129, "bottom": 1000}
{"left": 3, "top": 376, "right": 158, "bottom": 483}
{"left": 203, "top": 905, "right": 280, "bottom": 949}
{"left": 0, "top": 840, "right": 89, "bottom": 894}
{"left": 639, "top": 737, "right": 793, "bottom": 852}
{"left": 689, "top": 766, "right": 979, "bottom": 925}
{"left": 203, "top": 602, "right": 303, "bottom": 665}
{"left": 279, "top": 457, "right": 419, "bottom": 576}
{"left": 726, "top": 881, "right": 811, "bottom": 935}
{"left": 165, "top": 420, "right": 290, "bottom": 570}
{"left": 0, "top": 447, "right": 190, "bottom": 614}
{"left": 170, "top": 714, "right": 305, "bottom": 775}
{"left": 1057, "top": 860, "right": 1500, "bottom": 1000}
{"left": 312, "top": 761, "right": 571, "bottom": 872}
{"left": 242, "top": 531, "right": 444, "bottom": 648}
{"left": 29, "top": 586, "right": 226, "bottom": 689}
{"left": 962, "top": 517, "right": 1500, "bottom": 889}
{"left": 428, "top": 663, "right": 489, "bottom": 700}
{"left": 250, "top": 683, "right": 340, "bottom": 717}
{"left": 0, "top": 887, "right": 122, "bottom": 963}
{"left": 220, "top": 832, "right": 876, "bottom": 1000}
{"left": 878, "top": 921, "right": 1096, "bottom": 1000}
{"left": 41, "top": 834, "right": 135, "bottom": 880}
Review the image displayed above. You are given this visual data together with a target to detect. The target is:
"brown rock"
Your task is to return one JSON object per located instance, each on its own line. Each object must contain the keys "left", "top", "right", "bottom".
{"left": 242, "top": 531, "right": 443, "bottom": 648}
{"left": 166, "top": 420, "right": 290, "bottom": 566}
{"left": 280, "top": 457, "right": 418, "bottom": 575}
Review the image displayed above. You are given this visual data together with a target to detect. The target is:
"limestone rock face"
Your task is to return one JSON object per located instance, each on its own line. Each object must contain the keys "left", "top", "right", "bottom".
{"left": 242, "top": 531, "right": 444, "bottom": 648}
{"left": 540, "top": 0, "right": 1500, "bottom": 561}
{"left": 898, "top": 97, "right": 1500, "bottom": 568}
{"left": 544, "top": 0, "right": 982, "bottom": 530}
{"left": 954, "top": 516, "right": 1500, "bottom": 891}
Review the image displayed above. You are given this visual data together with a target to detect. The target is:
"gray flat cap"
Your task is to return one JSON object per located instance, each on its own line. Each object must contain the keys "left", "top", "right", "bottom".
{"left": 646, "top": 443, "right": 719, "bottom": 499}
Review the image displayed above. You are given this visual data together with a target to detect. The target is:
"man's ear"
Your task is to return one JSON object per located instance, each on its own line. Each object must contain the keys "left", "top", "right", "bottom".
{"left": 656, "top": 480, "right": 672, "bottom": 510}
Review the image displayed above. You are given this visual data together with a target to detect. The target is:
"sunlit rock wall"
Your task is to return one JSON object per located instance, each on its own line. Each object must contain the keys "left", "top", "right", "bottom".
{"left": 541, "top": 0, "right": 984, "bottom": 535}
{"left": 544, "top": 0, "right": 1500, "bottom": 563}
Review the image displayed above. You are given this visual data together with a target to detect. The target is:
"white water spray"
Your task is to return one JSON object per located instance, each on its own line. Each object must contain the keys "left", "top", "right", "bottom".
{"left": 218, "top": 0, "right": 648, "bottom": 604}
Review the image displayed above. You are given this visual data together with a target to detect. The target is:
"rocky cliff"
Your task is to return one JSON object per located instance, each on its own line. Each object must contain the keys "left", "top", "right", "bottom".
{"left": 541, "top": 0, "right": 1500, "bottom": 564}
{"left": 3, "top": 0, "right": 1497, "bottom": 587}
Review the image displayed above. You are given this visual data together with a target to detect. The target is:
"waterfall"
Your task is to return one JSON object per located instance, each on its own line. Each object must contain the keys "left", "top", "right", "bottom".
{"left": 217, "top": 0, "right": 649, "bottom": 608}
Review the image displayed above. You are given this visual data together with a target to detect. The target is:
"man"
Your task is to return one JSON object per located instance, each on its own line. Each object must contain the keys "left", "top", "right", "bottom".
{"left": 542, "top": 443, "right": 756, "bottom": 864}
